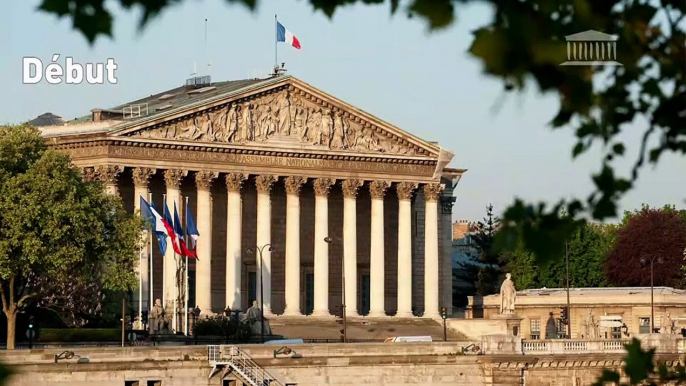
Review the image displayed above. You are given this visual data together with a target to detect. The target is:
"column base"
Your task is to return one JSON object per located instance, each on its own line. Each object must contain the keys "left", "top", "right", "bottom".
{"left": 394, "top": 311, "right": 414, "bottom": 318}
{"left": 366, "top": 310, "right": 388, "bottom": 318}
{"left": 281, "top": 309, "right": 302, "bottom": 317}
{"left": 422, "top": 313, "right": 441, "bottom": 320}
{"left": 345, "top": 310, "right": 360, "bottom": 318}
{"left": 310, "top": 310, "right": 332, "bottom": 318}
{"left": 263, "top": 309, "right": 276, "bottom": 318}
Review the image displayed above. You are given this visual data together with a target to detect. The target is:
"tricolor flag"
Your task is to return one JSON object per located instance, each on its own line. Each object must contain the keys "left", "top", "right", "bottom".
{"left": 140, "top": 196, "right": 168, "bottom": 256}
{"left": 174, "top": 202, "right": 195, "bottom": 258}
{"left": 163, "top": 202, "right": 182, "bottom": 255}
{"left": 186, "top": 203, "right": 200, "bottom": 258}
{"left": 277, "top": 21, "right": 301, "bottom": 50}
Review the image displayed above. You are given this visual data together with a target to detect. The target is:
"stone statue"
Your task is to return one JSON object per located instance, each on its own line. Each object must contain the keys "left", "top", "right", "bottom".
{"left": 583, "top": 310, "right": 599, "bottom": 339}
{"left": 660, "top": 311, "right": 674, "bottom": 334}
{"left": 275, "top": 91, "right": 291, "bottom": 135}
{"left": 499, "top": 273, "right": 516, "bottom": 314}
{"left": 149, "top": 299, "right": 165, "bottom": 334}
{"left": 242, "top": 300, "right": 272, "bottom": 336}
{"left": 225, "top": 104, "right": 238, "bottom": 142}
{"left": 331, "top": 111, "right": 346, "bottom": 149}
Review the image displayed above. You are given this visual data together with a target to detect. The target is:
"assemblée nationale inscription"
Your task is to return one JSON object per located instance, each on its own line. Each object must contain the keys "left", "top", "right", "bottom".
{"left": 106, "top": 145, "right": 435, "bottom": 175}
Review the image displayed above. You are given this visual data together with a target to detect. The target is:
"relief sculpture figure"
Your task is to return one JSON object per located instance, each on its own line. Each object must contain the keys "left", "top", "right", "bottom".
{"left": 275, "top": 91, "right": 291, "bottom": 135}
{"left": 239, "top": 102, "right": 253, "bottom": 142}
{"left": 331, "top": 111, "right": 346, "bottom": 149}
{"left": 319, "top": 109, "right": 333, "bottom": 146}
{"left": 225, "top": 104, "right": 238, "bottom": 143}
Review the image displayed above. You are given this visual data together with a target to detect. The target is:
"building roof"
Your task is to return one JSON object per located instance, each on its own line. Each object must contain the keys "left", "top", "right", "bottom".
{"left": 27, "top": 112, "right": 65, "bottom": 127}
{"left": 499, "top": 287, "right": 686, "bottom": 297}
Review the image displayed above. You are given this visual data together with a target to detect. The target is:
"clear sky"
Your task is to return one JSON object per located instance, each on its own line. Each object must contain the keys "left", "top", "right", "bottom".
{"left": 1, "top": 0, "right": 682, "bottom": 222}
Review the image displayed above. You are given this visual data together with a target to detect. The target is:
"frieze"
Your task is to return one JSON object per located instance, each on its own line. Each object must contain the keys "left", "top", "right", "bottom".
{"left": 125, "top": 88, "right": 424, "bottom": 156}
{"left": 104, "top": 145, "right": 436, "bottom": 177}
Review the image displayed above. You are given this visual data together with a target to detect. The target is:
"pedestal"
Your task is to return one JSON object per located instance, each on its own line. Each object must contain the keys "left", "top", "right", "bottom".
{"left": 492, "top": 313, "right": 524, "bottom": 337}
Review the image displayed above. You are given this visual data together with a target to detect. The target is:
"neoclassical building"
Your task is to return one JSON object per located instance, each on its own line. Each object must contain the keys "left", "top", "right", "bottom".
{"left": 38, "top": 75, "right": 464, "bottom": 327}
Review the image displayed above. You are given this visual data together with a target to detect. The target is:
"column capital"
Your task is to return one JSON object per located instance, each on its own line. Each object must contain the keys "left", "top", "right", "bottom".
{"left": 441, "top": 196, "right": 456, "bottom": 214}
{"left": 94, "top": 165, "right": 123, "bottom": 184}
{"left": 132, "top": 167, "right": 156, "bottom": 188}
{"left": 164, "top": 169, "right": 188, "bottom": 189}
{"left": 255, "top": 174, "right": 278, "bottom": 194}
{"left": 285, "top": 176, "right": 306, "bottom": 195}
{"left": 313, "top": 178, "right": 335, "bottom": 197}
{"left": 423, "top": 183, "right": 443, "bottom": 202}
{"left": 396, "top": 182, "right": 418, "bottom": 201}
{"left": 369, "top": 180, "right": 390, "bottom": 199}
{"left": 195, "top": 171, "right": 218, "bottom": 191}
{"left": 341, "top": 179, "right": 363, "bottom": 199}
{"left": 80, "top": 167, "right": 97, "bottom": 182}
{"left": 225, "top": 172, "right": 247, "bottom": 192}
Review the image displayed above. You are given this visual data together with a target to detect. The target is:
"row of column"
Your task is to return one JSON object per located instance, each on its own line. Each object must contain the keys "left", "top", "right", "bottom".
{"left": 90, "top": 165, "right": 444, "bottom": 319}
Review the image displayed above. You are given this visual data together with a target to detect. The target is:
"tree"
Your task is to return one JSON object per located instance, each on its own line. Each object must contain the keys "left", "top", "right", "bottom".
{"left": 501, "top": 245, "right": 538, "bottom": 290}
{"left": 604, "top": 205, "right": 686, "bottom": 288}
{"left": 0, "top": 125, "right": 143, "bottom": 349}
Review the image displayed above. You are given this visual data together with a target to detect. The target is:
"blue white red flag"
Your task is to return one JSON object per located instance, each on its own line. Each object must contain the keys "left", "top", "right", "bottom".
{"left": 277, "top": 21, "right": 301, "bottom": 50}
{"left": 174, "top": 202, "right": 195, "bottom": 258}
{"left": 185, "top": 203, "right": 200, "bottom": 258}
{"left": 139, "top": 196, "right": 168, "bottom": 256}
{"left": 163, "top": 201, "right": 182, "bottom": 255}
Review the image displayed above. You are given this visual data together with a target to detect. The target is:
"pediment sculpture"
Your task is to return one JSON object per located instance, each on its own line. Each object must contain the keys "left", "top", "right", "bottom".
{"left": 128, "top": 89, "right": 418, "bottom": 155}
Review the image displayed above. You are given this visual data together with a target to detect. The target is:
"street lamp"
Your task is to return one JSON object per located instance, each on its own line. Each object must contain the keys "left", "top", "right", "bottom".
{"left": 247, "top": 244, "right": 273, "bottom": 343}
{"left": 324, "top": 236, "right": 346, "bottom": 343}
{"left": 640, "top": 255, "right": 663, "bottom": 333}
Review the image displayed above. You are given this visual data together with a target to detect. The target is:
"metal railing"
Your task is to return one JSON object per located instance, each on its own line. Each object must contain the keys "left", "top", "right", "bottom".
{"left": 208, "top": 345, "right": 282, "bottom": 386}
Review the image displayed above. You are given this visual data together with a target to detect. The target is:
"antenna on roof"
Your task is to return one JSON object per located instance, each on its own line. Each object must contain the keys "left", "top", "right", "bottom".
{"left": 205, "top": 17, "right": 212, "bottom": 79}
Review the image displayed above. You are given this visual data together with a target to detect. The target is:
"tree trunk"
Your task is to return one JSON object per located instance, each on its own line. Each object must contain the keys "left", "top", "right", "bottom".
{"left": 5, "top": 308, "right": 17, "bottom": 350}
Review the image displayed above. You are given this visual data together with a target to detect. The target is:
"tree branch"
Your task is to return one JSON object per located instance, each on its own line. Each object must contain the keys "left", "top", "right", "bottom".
{"left": 0, "top": 282, "right": 8, "bottom": 313}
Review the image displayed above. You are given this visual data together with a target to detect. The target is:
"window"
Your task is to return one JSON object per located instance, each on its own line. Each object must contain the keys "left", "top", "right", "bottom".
{"left": 555, "top": 319, "right": 567, "bottom": 339}
{"left": 639, "top": 317, "right": 651, "bottom": 334}
{"left": 125, "top": 382, "right": 139, "bottom": 386}
{"left": 610, "top": 326, "right": 622, "bottom": 339}
{"left": 530, "top": 318, "right": 541, "bottom": 340}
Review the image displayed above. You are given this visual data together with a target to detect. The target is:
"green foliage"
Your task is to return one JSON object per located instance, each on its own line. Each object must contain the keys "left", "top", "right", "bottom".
{"left": 193, "top": 316, "right": 251, "bottom": 342}
{"left": 0, "top": 125, "right": 143, "bottom": 348}
{"left": 592, "top": 339, "right": 686, "bottom": 385}
{"left": 37, "top": 328, "right": 121, "bottom": 342}
{"left": 501, "top": 245, "right": 538, "bottom": 290}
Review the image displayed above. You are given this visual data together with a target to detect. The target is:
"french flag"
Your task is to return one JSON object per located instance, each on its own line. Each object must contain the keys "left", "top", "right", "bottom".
{"left": 163, "top": 202, "right": 182, "bottom": 255}
{"left": 277, "top": 21, "right": 301, "bottom": 50}
{"left": 140, "top": 196, "right": 168, "bottom": 256}
{"left": 174, "top": 202, "right": 196, "bottom": 258}
{"left": 186, "top": 202, "right": 200, "bottom": 259}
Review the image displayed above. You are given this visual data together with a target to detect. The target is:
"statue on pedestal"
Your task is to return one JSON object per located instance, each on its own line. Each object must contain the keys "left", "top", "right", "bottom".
{"left": 149, "top": 299, "right": 166, "bottom": 335}
{"left": 660, "top": 311, "right": 674, "bottom": 334}
{"left": 582, "top": 310, "right": 599, "bottom": 339}
{"left": 499, "top": 273, "right": 517, "bottom": 314}
{"left": 242, "top": 300, "right": 272, "bottom": 336}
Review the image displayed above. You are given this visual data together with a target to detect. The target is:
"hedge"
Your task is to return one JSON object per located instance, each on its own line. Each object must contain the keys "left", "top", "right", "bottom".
{"left": 37, "top": 328, "right": 121, "bottom": 342}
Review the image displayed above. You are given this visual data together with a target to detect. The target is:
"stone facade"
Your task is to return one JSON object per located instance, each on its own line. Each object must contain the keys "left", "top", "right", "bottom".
{"left": 40, "top": 75, "right": 466, "bottom": 327}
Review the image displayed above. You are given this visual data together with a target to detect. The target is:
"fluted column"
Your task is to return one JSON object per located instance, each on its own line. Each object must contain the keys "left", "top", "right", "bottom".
{"left": 342, "top": 179, "right": 362, "bottom": 317}
{"left": 95, "top": 165, "right": 123, "bottom": 196}
{"left": 423, "top": 183, "right": 443, "bottom": 318}
{"left": 396, "top": 182, "right": 417, "bottom": 317}
{"left": 132, "top": 167, "right": 156, "bottom": 329}
{"left": 195, "top": 171, "right": 217, "bottom": 316}
{"left": 225, "top": 172, "right": 246, "bottom": 310}
{"left": 163, "top": 169, "right": 187, "bottom": 316}
{"left": 312, "top": 178, "right": 334, "bottom": 317}
{"left": 255, "top": 175, "right": 277, "bottom": 316}
{"left": 283, "top": 176, "right": 306, "bottom": 316}
{"left": 368, "top": 180, "right": 389, "bottom": 317}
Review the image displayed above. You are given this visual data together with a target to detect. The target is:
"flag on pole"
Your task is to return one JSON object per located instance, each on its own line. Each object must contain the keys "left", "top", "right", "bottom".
{"left": 163, "top": 201, "right": 182, "bottom": 255}
{"left": 174, "top": 202, "right": 195, "bottom": 258}
{"left": 186, "top": 203, "right": 200, "bottom": 258}
{"left": 140, "top": 196, "right": 168, "bottom": 256}
{"left": 277, "top": 21, "right": 301, "bottom": 50}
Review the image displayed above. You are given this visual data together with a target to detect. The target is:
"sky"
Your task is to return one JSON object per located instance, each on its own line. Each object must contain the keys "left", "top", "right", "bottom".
{"left": 1, "top": 0, "right": 682, "bottom": 222}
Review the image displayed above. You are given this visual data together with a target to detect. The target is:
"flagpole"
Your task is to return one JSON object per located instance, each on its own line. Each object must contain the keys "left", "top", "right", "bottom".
{"left": 184, "top": 196, "right": 190, "bottom": 336}
{"left": 275, "top": 14, "right": 278, "bottom": 70}
{"left": 173, "top": 197, "right": 178, "bottom": 334}
{"left": 162, "top": 193, "right": 166, "bottom": 307}
{"left": 138, "top": 238, "right": 143, "bottom": 329}
{"left": 149, "top": 192, "right": 154, "bottom": 319}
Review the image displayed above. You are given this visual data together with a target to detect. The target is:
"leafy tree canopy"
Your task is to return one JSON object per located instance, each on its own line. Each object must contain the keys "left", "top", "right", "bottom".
{"left": 604, "top": 204, "right": 686, "bottom": 288}
{"left": 0, "top": 125, "right": 143, "bottom": 349}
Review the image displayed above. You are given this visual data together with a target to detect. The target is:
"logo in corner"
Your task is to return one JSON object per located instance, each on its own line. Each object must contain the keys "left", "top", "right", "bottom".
{"left": 560, "top": 30, "right": 623, "bottom": 67}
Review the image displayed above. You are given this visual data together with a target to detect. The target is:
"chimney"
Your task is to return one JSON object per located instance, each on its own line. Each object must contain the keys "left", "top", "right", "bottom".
{"left": 91, "top": 108, "right": 102, "bottom": 122}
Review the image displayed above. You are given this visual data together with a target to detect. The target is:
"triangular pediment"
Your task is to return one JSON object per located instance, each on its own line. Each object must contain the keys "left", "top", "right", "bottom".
{"left": 113, "top": 77, "right": 441, "bottom": 157}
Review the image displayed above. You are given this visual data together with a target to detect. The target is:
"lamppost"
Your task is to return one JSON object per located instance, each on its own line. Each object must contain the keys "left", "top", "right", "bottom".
{"left": 640, "top": 255, "right": 663, "bottom": 333}
{"left": 324, "top": 236, "right": 346, "bottom": 343}
{"left": 247, "top": 244, "right": 273, "bottom": 343}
